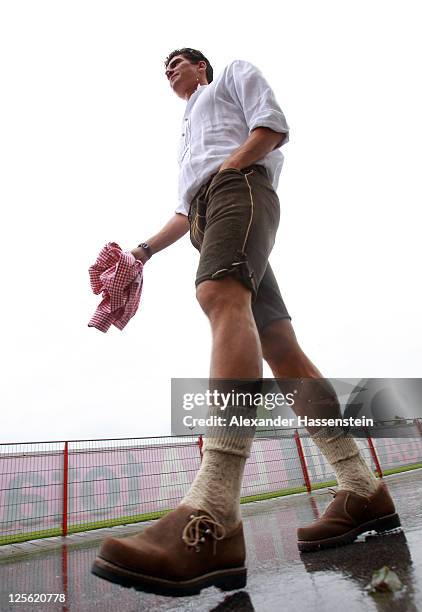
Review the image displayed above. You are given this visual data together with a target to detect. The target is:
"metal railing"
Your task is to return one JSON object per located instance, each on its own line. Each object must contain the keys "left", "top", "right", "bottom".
{"left": 1, "top": 420, "right": 421, "bottom": 545}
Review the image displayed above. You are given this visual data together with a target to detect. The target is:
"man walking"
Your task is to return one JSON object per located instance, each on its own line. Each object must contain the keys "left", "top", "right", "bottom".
{"left": 92, "top": 48, "right": 400, "bottom": 596}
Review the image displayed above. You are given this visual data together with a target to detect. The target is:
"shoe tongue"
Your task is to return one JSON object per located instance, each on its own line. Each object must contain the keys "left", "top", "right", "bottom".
{"left": 179, "top": 505, "right": 210, "bottom": 519}
{"left": 323, "top": 490, "right": 349, "bottom": 516}
{"left": 189, "top": 507, "right": 219, "bottom": 522}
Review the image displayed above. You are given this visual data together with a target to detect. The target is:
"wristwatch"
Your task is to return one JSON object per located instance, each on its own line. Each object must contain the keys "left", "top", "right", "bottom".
{"left": 137, "top": 242, "right": 152, "bottom": 259}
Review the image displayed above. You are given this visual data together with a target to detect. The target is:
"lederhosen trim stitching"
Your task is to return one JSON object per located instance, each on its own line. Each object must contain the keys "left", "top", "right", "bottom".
{"left": 191, "top": 168, "right": 256, "bottom": 252}
{"left": 241, "top": 170, "right": 255, "bottom": 252}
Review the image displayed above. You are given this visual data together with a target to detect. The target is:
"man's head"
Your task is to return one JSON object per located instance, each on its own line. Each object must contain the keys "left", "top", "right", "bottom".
{"left": 164, "top": 48, "right": 213, "bottom": 100}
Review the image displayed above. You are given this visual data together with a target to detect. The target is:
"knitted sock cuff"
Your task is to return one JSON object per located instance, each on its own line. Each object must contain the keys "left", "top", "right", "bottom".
{"left": 202, "top": 438, "right": 253, "bottom": 458}
{"left": 311, "top": 430, "right": 360, "bottom": 465}
{"left": 202, "top": 404, "right": 256, "bottom": 459}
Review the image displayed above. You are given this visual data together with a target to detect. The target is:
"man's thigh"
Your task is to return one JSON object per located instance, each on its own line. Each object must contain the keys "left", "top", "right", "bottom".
{"left": 191, "top": 165, "right": 280, "bottom": 298}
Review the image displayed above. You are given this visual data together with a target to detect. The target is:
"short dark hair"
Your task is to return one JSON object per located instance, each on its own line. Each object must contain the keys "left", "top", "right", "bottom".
{"left": 164, "top": 48, "right": 213, "bottom": 83}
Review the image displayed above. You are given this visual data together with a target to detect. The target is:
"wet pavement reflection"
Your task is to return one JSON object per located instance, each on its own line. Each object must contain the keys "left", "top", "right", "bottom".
{"left": 1, "top": 470, "right": 421, "bottom": 611}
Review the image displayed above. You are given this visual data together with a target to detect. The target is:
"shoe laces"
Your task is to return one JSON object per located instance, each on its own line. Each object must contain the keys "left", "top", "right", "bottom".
{"left": 182, "top": 513, "right": 226, "bottom": 554}
{"left": 314, "top": 487, "right": 338, "bottom": 516}
{"left": 315, "top": 487, "right": 337, "bottom": 499}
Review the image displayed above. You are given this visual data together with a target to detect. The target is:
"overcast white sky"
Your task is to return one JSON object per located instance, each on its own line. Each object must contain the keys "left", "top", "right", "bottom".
{"left": 1, "top": 1, "right": 421, "bottom": 443}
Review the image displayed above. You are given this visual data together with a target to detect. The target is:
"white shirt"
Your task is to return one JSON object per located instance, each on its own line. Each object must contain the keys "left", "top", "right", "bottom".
{"left": 176, "top": 59, "right": 290, "bottom": 216}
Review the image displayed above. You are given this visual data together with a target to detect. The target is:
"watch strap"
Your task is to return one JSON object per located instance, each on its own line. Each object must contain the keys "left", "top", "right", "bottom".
{"left": 137, "top": 242, "right": 152, "bottom": 259}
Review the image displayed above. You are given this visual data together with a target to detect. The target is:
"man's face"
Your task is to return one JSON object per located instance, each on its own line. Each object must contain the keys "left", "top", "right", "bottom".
{"left": 165, "top": 54, "right": 205, "bottom": 100}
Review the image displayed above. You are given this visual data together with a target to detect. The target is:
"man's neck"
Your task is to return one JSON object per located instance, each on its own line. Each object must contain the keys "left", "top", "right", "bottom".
{"left": 186, "top": 80, "right": 208, "bottom": 101}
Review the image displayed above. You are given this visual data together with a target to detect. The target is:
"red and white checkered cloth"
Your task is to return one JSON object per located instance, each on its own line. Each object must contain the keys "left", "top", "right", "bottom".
{"left": 88, "top": 242, "right": 143, "bottom": 333}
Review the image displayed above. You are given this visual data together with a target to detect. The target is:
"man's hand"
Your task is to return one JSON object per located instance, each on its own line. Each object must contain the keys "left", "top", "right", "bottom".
{"left": 218, "top": 161, "right": 243, "bottom": 172}
{"left": 218, "top": 127, "right": 286, "bottom": 173}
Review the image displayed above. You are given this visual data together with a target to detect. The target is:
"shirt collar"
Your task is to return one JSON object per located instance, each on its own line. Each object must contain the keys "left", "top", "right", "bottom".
{"left": 184, "top": 84, "right": 208, "bottom": 117}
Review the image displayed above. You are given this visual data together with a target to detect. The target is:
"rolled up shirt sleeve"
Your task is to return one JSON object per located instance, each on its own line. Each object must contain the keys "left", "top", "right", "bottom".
{"left": 228, "top": 60, "right": 289, "bottom": 147}
{"left": 175, "top": 202, "right": 188, "bottom": 216}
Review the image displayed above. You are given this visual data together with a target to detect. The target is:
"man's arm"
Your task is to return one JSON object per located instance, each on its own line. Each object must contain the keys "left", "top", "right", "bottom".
{"left": 220, "top": 60, "right": 289, "bottom": 172}
{"left": 219, "top": 126, "right": 287, "bottom": 172}
{"left": 131, "top": 213, "right": 189, "bottom": 262}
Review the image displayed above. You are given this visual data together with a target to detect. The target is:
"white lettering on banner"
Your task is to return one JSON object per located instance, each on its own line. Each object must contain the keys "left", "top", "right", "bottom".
{"left": 156, "top": 448, "right": 195, "bottom": 510}
{"left": 1, "top": 434, "right": 421, "bottom": 540}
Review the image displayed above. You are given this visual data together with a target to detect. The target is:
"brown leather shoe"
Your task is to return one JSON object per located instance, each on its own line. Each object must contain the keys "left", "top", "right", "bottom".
{"left": 297, "top": 482, "right": 401, "bottom": 552}
{"left": 91, "top": 505, "right": 247, "bottom": 596}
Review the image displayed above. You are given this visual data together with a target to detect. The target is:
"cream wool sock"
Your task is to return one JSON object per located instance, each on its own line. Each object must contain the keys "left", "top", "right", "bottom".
{"left": 182, "top": 449, "right": 246, "bottom": 533}
{"left": 312, "top": 430, "right": 379, "bottom": 497}
{"left": 294, "top": 378, "right": 379, "bottom": 498}
{"left": 182, "top": 405, "right": 255, "bottom": 533}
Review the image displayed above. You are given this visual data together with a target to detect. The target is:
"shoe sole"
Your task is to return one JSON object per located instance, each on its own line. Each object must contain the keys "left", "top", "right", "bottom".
{"left": 298, "top": 512, "right": 401, "bottom": 553}
{"left": 91, "top": 556, "right": 247, "bottom": 597}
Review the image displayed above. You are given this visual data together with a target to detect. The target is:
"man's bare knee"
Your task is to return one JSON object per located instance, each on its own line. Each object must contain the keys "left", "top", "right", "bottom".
{"left": 196, "top": 277, "right": 251, "bottom": 318}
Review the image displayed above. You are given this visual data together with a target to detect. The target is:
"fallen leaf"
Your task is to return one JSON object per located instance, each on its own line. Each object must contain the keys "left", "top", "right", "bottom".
{"left": 366, "top": 566, "right": 403, "bottom": 594}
